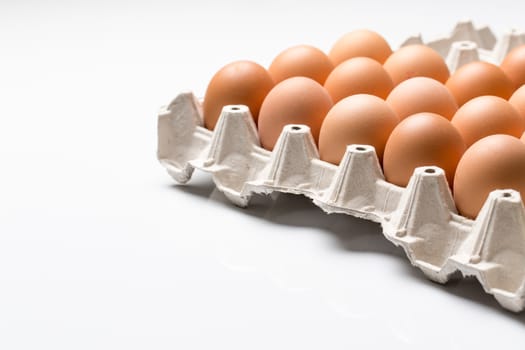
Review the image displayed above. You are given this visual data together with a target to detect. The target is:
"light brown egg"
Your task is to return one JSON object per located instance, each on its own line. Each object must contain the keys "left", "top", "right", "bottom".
{"left": 386, "top": 77, "right": 458, "bottom": 120}
{"left": 203, "top": 60, "right": 274, "bottom": 130}
{"left": 509, "top": 84, "right": 525, "bottom": 124}
{"left": 323, "top": 57, "right": 394, "bottom": 103}
{"left": 383, "top": 112, "right": 466, "bottom": 187}
{"left": 329, "top": 29, "right": 392, "bottom": 66}
{"left": 258, "top": 77, "right": 333, "bottom": 150}
{"left": 268, "top": 45, "right": 334, "bottom": 85}
{"left": 451, "top": 95, "right": 524, "bottom": 147}
{"left": 445, "top": 61, "right": 514, "bottom": 106}
{"left": 383, "top": 45, "right": 450, "bottom": 86}
{"left": 454, "top": 134, "right": 525, "bottom": 219}
{"left": 318, "top": 94, "right": 399, "bottom": 164}
{"left": 500, "top": 45, "right": 525, "bottom": 90}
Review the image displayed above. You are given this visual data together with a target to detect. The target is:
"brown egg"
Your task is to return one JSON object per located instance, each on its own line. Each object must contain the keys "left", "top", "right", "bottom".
{"left": 268, "top": 45, "right": 334, "bottom": 85}
{"left": 203, "top": 60, "right": 274, "bottom": 130}
{"left": 383, "top": 45, "right": 450, "bottom": 86}
{"left": 329, "top": 29, "right": 392, "bottom": 66}
{"left": 386, "top": 77, "right": 458, "bottom": 120}
{"left": 445, "top": 61, "right": 514, "bottom": 106}
{"left": 383, "top": 112, "right": 466, "bottom": 187}
{"left": 500, "top": 45, "right": 525, "bottom": 90}
{"left": 318, "top": 94, "right": 399, "bottom": 164}
{"left": 509, "top": 84, "right": 525, "bottom": 124}
{"left": 323, "top": 57, "right": 394, "bottom": 103}
{"left": 454, "top": 134, "right": 525, "bottom": 219}
{"left": 521, "top": 130, "right": 525, "bottom": 143}
{"left": 451, "top": 95, "right": 524, "bottom": 147}
{"left": 258, "top": 77, "right": 333, "bottom": 150}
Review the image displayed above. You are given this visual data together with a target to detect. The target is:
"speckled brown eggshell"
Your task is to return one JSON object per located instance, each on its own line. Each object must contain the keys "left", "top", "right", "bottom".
{"left": 258, "top": 77, "right": 333, "bottom": 151}
{"left": 383, "top": 112, "right": 466, "bottom": 187}
{"left": 445, "top": 61, "right": 514, "bottom": 106}
{"left": 386, "top": 77, "right": 458, "bottom": 120}
{"left": 451, "top": 95, "right": 524, "bottom": 147}
{"left": 203, "top": 60, "right": 274, "bottom": 130}
{"left": 323, "top": 57, "right": 394, "bottom": 103}
{"left": 454, "top": 134, "right": 525, "bottom": 219}
{"left": 268, "top": 45, "right": 334, "bottom": 85}
{"left": 383, "top": 45, "right": 450, "bottom": 86}
{"left": 318, "top": 94, "right": 399, "bottom": 165}
{"left": 329, "top": 29, "right": 392, "bottom": 66}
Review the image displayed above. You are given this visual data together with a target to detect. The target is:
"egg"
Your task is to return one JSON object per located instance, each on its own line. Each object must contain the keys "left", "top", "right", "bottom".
{"left": 329, "top": 29, "right": 392, "bottom": 65}
{"left": 454, "top": 134, "right": 525, "bottom": 219}
{"left": 500, "top": 45, "right": 525, "bottom": 90}
{"left": 203, "top": 60, "right": 274, "bottom": 130}
{"left": 386, "top": 77, "right": 458, "bottom": 120}
{"left": 268, "top": 45, "right": 334, "bottom": 85}
{"left": 318, "top": 94, "right": 399, "bottom": 164}
{"left": 383, "top": 112, "right": 466, "bottom": 187}
{"left": 509, "top": 84, "right": 525, "bottom": 124}
{"left": 383, "top": 45, "right": 450, "bottom": 86}
{"left": 451, "top": 95, "right": 524, "bottom": 147}
{"left": 258, "top": 77, "right": 333, "bottom": 150}
{"left": 445, "top": 61, "right": 514, "bottom": 106}
{"left": 323, "top": 57, "right": 394, "bottom": 103}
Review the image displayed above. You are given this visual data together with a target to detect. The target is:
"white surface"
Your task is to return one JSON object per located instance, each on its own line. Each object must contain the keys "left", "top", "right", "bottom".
{"left": 1, "top": 1, "right": 525, "bottom": 349}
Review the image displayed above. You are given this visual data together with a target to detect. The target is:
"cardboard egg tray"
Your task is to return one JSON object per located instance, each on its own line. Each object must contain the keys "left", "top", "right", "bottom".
{"left": 157, "top": 20, "right": 525, "bottom": 312}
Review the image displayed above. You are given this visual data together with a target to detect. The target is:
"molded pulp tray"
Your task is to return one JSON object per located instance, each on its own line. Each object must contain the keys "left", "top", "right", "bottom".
{"left": 157, "top": 21, "right": 525, "bottom": 312}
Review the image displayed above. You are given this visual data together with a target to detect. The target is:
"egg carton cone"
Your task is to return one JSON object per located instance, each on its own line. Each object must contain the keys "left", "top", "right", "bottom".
{"left": 157, "top": 91, "right": 525, "bottom": 312}
{"left": 401, "top": 19, "right": 524, "bottom": 68}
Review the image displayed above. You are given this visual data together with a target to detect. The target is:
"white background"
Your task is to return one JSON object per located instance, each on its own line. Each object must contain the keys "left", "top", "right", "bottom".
{"left": 1, "top": 1, "right": 525, "bottom": 349}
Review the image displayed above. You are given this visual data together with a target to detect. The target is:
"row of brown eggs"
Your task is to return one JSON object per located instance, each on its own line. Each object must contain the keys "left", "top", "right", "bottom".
{"left": 201, "top": 30, "right": 525, "bottom": 219}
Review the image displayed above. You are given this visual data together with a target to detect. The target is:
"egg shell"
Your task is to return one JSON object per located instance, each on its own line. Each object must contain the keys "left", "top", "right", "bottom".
{"left": 323, "top": 57, "right": 394, "bottom": 103}
{"left": 509, "top": 84, "right": 525, "bottom": 124}
{"left": 500, "top": 45, "right": 525, "bottom": 90}
{"left": 268, "top": 45, "right": 334, "bottom": 85}
{"left": 318, "top": 94, "right": 399, "bottom": 164}
{"left": 383, "top": 112, "right": 466, "bottom": 187}
{"left": 383, "top": 45, "right": 450, "bottom": 86}
{"left": 445, "top": 61, "right": 514, "bottom": 106}
{"left": 454, "top": 134, "right": 525, "bottom": 219}
{"left": 386, "top": 77, "right": 458, "bottom": 120}
{"left": 203, "top": 60, "right": 274, "bottom": 130}
{"left": 258, "top": 77, "right": 333, "bottom": 150}
{"left": 451, "top": 95, "right": 524, "bottom": 147}
{"left": 329, "top": 29, "right": 392, "bottom": 66}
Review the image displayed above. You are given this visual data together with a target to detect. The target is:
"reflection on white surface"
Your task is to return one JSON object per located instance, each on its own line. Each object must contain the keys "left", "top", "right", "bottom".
{"left": 173, "top": 172, "right": 525, "bottom": 348}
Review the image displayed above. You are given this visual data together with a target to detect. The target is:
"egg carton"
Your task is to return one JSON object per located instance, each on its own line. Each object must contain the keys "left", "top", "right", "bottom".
{"left": 158, "top": 92, "right": 525, "bottom": 312}
{"left": 401, "top": 19, "right": 525, "bottom": 68}
{"left": 157, "top": 22, "right": 525, "bottom": 312}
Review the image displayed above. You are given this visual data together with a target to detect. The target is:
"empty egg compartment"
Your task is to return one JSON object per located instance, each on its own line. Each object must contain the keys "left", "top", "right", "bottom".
{"left": 157, "top": 92, "right": 525, "bottom": 312}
